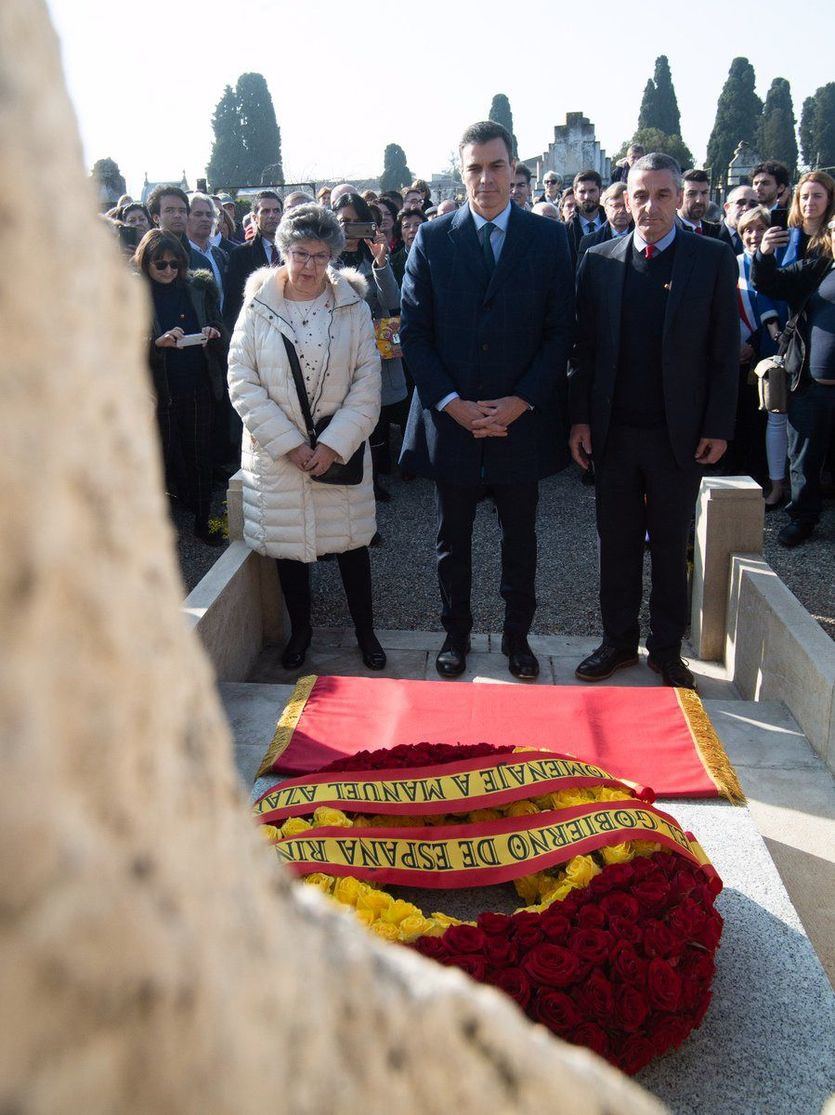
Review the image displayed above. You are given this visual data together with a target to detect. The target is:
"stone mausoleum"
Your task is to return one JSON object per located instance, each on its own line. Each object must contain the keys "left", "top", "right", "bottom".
{"left": 527, "top": 112, "right": 611, "bottom": 189}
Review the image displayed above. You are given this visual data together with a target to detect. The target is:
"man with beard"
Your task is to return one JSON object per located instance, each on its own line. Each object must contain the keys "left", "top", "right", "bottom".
{"left": 677, "top": 170, "right": 720, "bottom": 237}
{"left": 566, "top": 169, "right": 604, "bottom": 264}
{"left": 223, "top": 191, "right": 283, "bottom": 329}
{"left": 752, "top": 161, "right": 790, "bottom": 212}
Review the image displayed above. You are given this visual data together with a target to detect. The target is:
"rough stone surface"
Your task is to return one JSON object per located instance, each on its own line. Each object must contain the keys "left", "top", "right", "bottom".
{"left": 0, "top": 5, "right": 663, "bottom": 1113}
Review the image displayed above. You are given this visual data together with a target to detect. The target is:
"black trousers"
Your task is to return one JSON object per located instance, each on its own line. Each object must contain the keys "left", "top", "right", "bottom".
{"left": 436, "top": 481, "right": 538, "bottom": 640}
{"left": 276, "top": 546, "right": 374, "bottom": 638}
{"left": 787, "top": 381, "right": 835, "bottom": 524}
{"left": 595, "top": 424, "right": 702, "bottom": 660}
{"left": 167, "top": 380, "right": 214, "bottom": 529}
{"left": 370, "top": 388, "right": 414, "bottom": 476}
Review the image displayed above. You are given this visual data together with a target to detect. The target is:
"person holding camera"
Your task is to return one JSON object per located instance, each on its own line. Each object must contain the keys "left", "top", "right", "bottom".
{"left": 134, "top": 229, "right": 227, "bottom": 547}
{"left": 332, "top": 192, "right": 407, "bottom": 503}
{"left": 227, "top": 204, "right": 385, "bottom": 670}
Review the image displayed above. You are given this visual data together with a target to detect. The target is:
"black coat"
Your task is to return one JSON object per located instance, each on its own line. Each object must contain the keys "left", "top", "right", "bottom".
{"left": 570, "top": 230, "right": 739, "bottom": 468}
{"left": 750, "top": 251, "right": 835, "bottom": 383}
{"left": 400, "top": 203, "right": 575, "bottom": 485}
{"left": 148, "top": 271, "right": 229, "bottom": 405}
{"left": 223, "top": 234, "right": 275, "bottom": 330}
{"left": 717, "top": 221, "right": 743, "bottom": 256}
{"left": 566, "top": 210, "right": 605, "bottom": 266}
{"left": 576, "top": 223, "right": 634, "bottom": 268}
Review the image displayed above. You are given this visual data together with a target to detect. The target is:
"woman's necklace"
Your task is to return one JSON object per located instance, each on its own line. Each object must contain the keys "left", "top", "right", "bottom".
{"left": 287, "top": 287, "right": 327, "bottom": 327}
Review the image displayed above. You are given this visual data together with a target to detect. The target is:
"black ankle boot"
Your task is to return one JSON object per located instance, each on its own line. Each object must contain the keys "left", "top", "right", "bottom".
{"left": 281, "top": 626, "right": 312, "bottom": 670}
{"left": 357, "top": 631, "right": 386, "bottom": 670}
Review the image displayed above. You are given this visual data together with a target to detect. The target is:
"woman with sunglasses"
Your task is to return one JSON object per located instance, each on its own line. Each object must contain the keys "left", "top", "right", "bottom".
{"left": 134, "top": 229, "right": 227, "bottom": 546}
{"left": 228, "top": 204, "right": 385, "bottom": 671}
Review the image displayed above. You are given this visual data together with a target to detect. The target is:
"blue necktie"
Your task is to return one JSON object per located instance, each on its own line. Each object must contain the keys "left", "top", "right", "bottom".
{"left": 480, "top": 222, "right": 496, "bottom": 275}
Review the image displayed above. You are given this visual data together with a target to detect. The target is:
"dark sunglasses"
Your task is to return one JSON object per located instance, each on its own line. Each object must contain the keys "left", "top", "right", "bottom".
{"left": 152, "top": 259, "right": 180, "bottom": 270}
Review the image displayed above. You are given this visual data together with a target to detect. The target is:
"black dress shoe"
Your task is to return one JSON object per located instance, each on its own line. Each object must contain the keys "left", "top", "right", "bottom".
{"left": 501, "top": 634, "right": 540, "bottom": 680}
{"left": 647, "top": 655, "right": 697, "bottom": 692}
{"left": 357, "top": 632, "right": 386, "bottom": 671}
{"left": 435, "top": 636, "right": 470, "bottom": 678}
{"left": 778, "top": 521, "right": 814, "bottom": 548}
{"left": 281, "top": 627, "right": 312, "bottom": 670}
{"left": 575, "top": 643, "right": 638, "bottom": 681}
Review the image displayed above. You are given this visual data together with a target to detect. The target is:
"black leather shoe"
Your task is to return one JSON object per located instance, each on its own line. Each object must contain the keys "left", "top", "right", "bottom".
{"left": 357, "top": 633, "right": 386, "bottom": 671}
{"left": 435, "top": 636, "right": 470, "bottom": 678}
{"left": 575, "top": 643, "right": 638, "bottom": 681}
{"left": 281, "top": 627, "right": 312, "bottom": 670}
{"left": 501, "top": 634, "right": 540, "bottom": 680}
{"left": 647, "top": 655, "right": 697, "bottom": 691}
{"left": 778, "top": 521, "right": 814, "bottom": 548}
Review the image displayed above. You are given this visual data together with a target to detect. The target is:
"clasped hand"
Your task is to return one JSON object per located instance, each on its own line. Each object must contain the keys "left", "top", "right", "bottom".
{"left": 287, "top": 442, "right": 338, "bottom": 476}
{"left": 445, "top": 395, "right": 528, "bottom": 438}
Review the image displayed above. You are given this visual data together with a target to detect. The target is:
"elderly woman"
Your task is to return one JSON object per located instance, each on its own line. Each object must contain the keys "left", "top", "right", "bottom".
{"left": 228, "top": 204, "right": 385, "bottom": 669}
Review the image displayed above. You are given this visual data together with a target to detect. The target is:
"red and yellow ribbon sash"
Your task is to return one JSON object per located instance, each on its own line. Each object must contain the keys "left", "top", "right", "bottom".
{"left": 253, "top": 751, "right": 652, "bottom": 823}
{"left": 271, "top": 801, "right": 717, "bottom": 890}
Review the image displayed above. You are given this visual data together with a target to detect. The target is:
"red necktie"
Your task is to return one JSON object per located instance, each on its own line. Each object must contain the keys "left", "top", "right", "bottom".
{"left": 644, "top": 244, "right": 656, "bottom": 260}
{"left": 695, "top": 225, "right": 703, "bottom": 235}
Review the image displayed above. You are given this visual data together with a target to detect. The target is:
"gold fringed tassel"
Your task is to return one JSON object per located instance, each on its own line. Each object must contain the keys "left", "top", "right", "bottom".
{"left": 256, "top": 674, "right": 318, "bottom": 778}
{"left": 676, "top": 687, "right": 746, "bottom": 805}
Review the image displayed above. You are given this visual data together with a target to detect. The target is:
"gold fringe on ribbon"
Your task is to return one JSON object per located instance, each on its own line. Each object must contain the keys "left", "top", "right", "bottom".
{"left": 256, "top": 674, "right": 318, "bottom": 779}
{"left": 675, "top": 687, "right": 746, "bottom": 805}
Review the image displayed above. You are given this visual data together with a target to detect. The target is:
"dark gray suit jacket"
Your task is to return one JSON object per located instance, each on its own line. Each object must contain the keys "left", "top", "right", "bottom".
{"left": 570, "top": 229, "right": 739, "bottom": 469}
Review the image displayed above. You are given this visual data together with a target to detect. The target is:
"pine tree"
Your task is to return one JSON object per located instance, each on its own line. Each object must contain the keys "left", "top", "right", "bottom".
{"left": 380, "top": 144, "right": 412, "bottom": 192}
{"left": 799, "top": 95, "right": 817, "bottom": 167}
{"left": 651, "top": 56, "right": 681, "bottom": 138}
{"left": 757, "top": 78, "right": 797, "bottom": 176}
{"left": 488, "top": 93, "right": 518, "bottom": 158}
{"left": 236, "top": 73, "right": 282, "bottom": 184}
{"left": 706, "top": 58, "right": 763, "bottom": 184}
{"left": 206, "top": 85, "right": 242, "bottom": 188}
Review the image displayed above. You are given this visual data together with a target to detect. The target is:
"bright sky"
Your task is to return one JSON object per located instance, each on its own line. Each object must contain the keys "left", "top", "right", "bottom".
{"left": 47, "top": 0, "right": 835, "bottom": 196}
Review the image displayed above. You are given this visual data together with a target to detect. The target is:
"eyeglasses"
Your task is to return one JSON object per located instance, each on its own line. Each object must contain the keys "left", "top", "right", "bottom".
{"left": 288, "top": 248, "right": 331, "bottom": 267}
{"left": 151, "top": 259, "right": 180, "bottom": 271}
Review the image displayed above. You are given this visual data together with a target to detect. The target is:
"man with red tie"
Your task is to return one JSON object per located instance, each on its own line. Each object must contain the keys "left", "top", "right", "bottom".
{"left": 569, "top": 154, "right": 738, "bottom": 691}
{"left": 677, "top": 170, "right": 720, "bottom": 237}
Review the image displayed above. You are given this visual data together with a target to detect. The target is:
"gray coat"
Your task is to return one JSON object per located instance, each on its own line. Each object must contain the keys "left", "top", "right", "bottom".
{"left": 336, "top": 254, "right": 406, "bottom": 407}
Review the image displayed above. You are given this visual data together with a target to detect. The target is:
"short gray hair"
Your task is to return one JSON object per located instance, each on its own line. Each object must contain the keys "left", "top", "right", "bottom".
{"left": 283, "top": 191, "right": 316, "bottom": 211}
{"left": 276, "top": 203, "right": 345, "bottom": 258}
{"left": 189, "top": 191, "right": 217, "bottom": 215}
{"left": 630, "top": 153, "right": 682, "bottom": 189}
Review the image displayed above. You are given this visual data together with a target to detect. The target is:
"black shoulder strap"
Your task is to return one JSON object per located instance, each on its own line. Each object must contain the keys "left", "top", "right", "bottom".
{"left": 281, "top": 332, "right": 317, "bottom": 445}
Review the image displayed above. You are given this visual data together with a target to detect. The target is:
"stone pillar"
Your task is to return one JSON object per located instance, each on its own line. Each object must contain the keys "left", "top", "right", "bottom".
{"left": 691, "top": 477, "right": 764, "bottom": 661}
{"left": 227, "top": 469, "right": 244, "bottom": 541}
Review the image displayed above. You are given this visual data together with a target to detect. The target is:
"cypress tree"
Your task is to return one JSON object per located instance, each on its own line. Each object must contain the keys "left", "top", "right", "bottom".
{"left": 637, "top": 79, "right": 659, "bottom": 132}
{"left": 618, "top": 127, "right": 694, "bottom": 171}
{"left": 380, "top": 144, "right": 412, "bottom": 192}
{"left": 488, "top": 94, "right": 518, "bottom": 158}
{"left": 758, "top": 78, "right": 797, "bottom": 176}
{"left": 651, "top": 56, "right": 681, "bottom": 138}
{"left": 236, "top": 72, "right": 282, "bottom": 184}
{"left": 206, "top": 85, "right": 243, "bottom": 188}
{"left": 799, "top": 95, "right": 817, "bottom": 168}
{"left": 812, "top": 83, "right": 835, "bottom": 168}
{"left": 706, "top": 58, "right": 763, "bottom": 183}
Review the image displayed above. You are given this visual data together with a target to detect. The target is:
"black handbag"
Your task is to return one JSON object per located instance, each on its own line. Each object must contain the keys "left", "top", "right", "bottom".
{"left": 281, "top": 333, "right": 365, "bottom": 486}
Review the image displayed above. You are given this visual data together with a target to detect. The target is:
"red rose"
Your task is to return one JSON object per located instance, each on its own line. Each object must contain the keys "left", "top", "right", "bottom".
{"left": 630, "top": 856, "right": 657, "bottom": 881}
{"left": 669, "top": 897, "right": 707, "bottom": 940}
{"left": 649, "top": 1012, "right": 693, "bottom": 1053}
{"left": 514, "top": 925, "right": 545, "bottom": 950}
{"left": 569, "top": 1022, "right": 610, "bottom": 1058}
{"left": 452, "top": 954, "right": 487, "bottom": 981}
{"left": 574, "top": 969, "right": 614, "bottom": 1024}
{"left": 691, "top": 987, "right": 712, "bottom": 1027}
{"left": 522, "top": 943, "right": 581, "bottom": 988}
{"left": 568, "top": 927, "right": 614, "bottom": 965}
{"left": 613, "top": 983, "right": 649, "bottom": 1032}
{"left": 657, "top": 852, "right": 680, "bottom": 877}
{"left": 412, "top": 936, "right": 448, "bottom": 960}
{"left": 610, "top": 941, "right": 648, "bottom": 988}
{"left": 478, "top": 912, "right": 512, "bottom": 936}
{"left": 484, "top": 935, "right": 518, "bottom": 968}
{"left": 532, "top": 988, "right": 580, "bottom": 1034}
{"left": 491, "top": 966, "right": 532, "bottom": 1009}
{"left": 647, "top": 957, "right": 682, "bottom": 1012}
{"left": 512, "top": 911, "right": 542, "bottom": 933}
{"left": 576, "top": 904, "right": 607, "bottom": 929}
{"left": 540, "top": 913, "right": 570, "bottom": 943}
{"left": 672, "top": 866, "right": 697, "bottom": 898}
{"left": 679, "top": 946, "right": 715, "bottom": 988}
{"left": 695, "top": 908, "right": 723, "bottom": 950}
{"left": 643, "top": 918, "right": 682, "bottom": 958}
{"left": 604, "top": 862, "right": 636, "bottom": 888}
{"left": 617, "top": 1033, "right": 656, "bottom": 1075}
{"left": 633, "top": 873, "right": 672, "bottom": 912}
{"left": 608, "top": 915, "right": 644, "bottom": 945}
{"left": 600, "top": 891, "right": 640, "bottom": 921}
{"left": 443, "top": 924, "right": 487, "bottom": 954}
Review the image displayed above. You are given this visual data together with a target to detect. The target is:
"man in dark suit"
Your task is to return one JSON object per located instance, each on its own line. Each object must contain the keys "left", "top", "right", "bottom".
{"left": 186, "top": 193, "right": 228, "bottom": 306}
{"left": 566, "top": 169, "right": 605, "bottom": 265}
{"left": 222, "top": 191, "right": 283, "bottom": 330}
{"left": 677, "top": 170, "right": 720, "bottom": 237}
{"left": 400, "top": 120, "right": 575, "bottom": 680}
{"left": 718, "top": 185, "right": 758, "bottom": 255}
{"left": 569, "top": 153, "right": 738, "bottom": 691}
{"left": 576, "top": 182, "right": 633, "bottom": 267}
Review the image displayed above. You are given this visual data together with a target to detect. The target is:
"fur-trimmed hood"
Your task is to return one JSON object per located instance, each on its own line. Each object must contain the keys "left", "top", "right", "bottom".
{"left": 242, "top": 264, "right": 368, "bottom": 314}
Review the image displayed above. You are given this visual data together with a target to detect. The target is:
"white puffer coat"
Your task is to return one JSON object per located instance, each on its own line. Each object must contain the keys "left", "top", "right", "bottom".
{"left": 228, "top": 265, "right": 381, "bottom": 562}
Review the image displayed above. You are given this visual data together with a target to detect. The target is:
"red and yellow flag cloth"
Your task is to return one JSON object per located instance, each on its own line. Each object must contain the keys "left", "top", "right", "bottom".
{"left": 256, "top": 675, "right": 744, "bottom": 804}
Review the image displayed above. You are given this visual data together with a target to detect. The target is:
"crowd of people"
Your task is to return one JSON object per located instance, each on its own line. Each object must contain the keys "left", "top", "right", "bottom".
{"left": 100, "top": 123, "right": 835, "bottom": 687}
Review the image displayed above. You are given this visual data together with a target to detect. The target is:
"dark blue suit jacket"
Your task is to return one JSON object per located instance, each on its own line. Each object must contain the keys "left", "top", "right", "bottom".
{"left": 399, "top": 203, "right": 575, "bottom": 485}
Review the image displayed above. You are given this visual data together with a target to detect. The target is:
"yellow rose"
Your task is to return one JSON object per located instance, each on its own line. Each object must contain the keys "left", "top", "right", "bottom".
{"left": 398, "top": 915, "right": 434, "bottom": 942}
{"left": 312, "top": 807, "right": 352, "bottom": 829}
{"left": 506, "top": 799, "right": 539, "bottom": 817}
{"left": 370, "top": 920, "right": 401, "bottom": 942}
{"left": 552, "top": 788, "right": 594, "bottom": 809}
{"left": 354, "top": 907, "right": 376, "bottom": 927}
{"left": 358, "top": 889, "right": 392, "bottom": 914}
{"left": 333, "top": 876, "right": 363, "bottom": 906}
{"left": 281, "top": 816, "right": 312, "bottom": 837}
{"left": 469, "top": 808, "right": 502, "bottom": 823}
{"left": 352, "top": 815, "right": 372, "bottom": 828}
{"left": 601, "top": 843, "right": 634, "bottom": 864}
{"left": 303, "top": 873, "right": 334, "bottom": 894}
{"left": 550, "top": 882, "right": 575, "bottom": 902}
{"left": 633, "top": 840, "right": 662, "bottom": 857}
{"left": 381, "top": 899, "right": 420, "bottom": 925}
{"left": 564, "top": 855, "right": 600, "bottom": 888}
{"left": 599, "top": 786, "right": 633, "bottom": 802}
{"left": 429, "top": 912, "right": 462, "bottom": 928}
{"left": 514, "top": 874, "right": 544, "bottom": 904}
{"left": 259, "top": 824, "right": 281, "bottom": 842}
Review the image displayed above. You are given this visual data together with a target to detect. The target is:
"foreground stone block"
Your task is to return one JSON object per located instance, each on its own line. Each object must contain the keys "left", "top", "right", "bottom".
{"left": 0, "top": 4, "right": 662, "bottom": 1112}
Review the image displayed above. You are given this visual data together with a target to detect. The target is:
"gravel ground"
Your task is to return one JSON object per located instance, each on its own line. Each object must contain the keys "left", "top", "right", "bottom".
{"left": 177, "top": 457, "right": 834, "bottom": 642}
